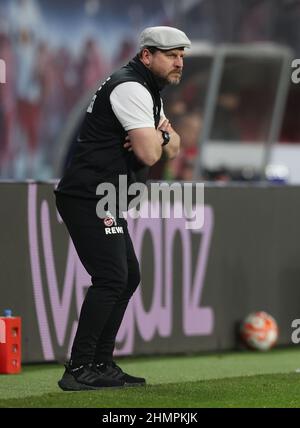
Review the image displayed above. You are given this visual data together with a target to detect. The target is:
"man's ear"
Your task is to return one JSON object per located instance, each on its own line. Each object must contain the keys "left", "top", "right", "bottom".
{"left": 142, "top": 48, "right": 151, "bottom": 66}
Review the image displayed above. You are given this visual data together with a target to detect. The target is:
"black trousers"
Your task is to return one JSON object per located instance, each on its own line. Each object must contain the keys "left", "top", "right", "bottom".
{"left": 55, "top": 193, "right": 140, "bottom": 365}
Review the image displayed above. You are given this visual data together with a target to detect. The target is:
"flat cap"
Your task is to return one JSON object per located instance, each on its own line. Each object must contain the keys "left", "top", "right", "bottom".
{"left": 139, "top": 26, "right": 191, "bottom": 50}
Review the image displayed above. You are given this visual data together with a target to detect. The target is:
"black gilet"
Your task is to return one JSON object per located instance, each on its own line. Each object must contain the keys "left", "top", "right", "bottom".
{"left": 55, "top": 55, "right": 162, "bottom": 201}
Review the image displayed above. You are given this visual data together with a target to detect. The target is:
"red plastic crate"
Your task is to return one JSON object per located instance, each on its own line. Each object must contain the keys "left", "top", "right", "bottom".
{"left": 0, "top": 316, "right": 21, "bottom": 374}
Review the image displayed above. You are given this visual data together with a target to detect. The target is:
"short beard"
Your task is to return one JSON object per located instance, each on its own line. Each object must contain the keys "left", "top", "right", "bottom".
{"left": 150, "top": 67, "right": 182, "bottom": 89}
{"left": 159, "top": 72, "right": 182, "bottom": 86}
{"left": 168, "top": 75, "right": 181, "bottom": 85}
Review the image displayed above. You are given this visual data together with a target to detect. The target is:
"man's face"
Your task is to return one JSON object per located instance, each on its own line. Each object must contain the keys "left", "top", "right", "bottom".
{"left": 144, "top": 49, "right": 185, "bottom": 85}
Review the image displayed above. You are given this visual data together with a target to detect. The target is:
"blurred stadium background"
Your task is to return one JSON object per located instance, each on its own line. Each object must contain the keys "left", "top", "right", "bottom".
{"left": 1, "top": 0, "right": 300, "bottom": 407}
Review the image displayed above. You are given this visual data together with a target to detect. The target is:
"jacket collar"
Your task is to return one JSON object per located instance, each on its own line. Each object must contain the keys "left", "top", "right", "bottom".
{"left": 128, "top": 55, "right": 166, "bottom": 93}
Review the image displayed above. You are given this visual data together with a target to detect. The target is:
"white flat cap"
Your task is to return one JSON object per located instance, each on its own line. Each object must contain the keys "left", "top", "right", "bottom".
{"left": 139, "top": 26, "right": 191, "bottom": 50}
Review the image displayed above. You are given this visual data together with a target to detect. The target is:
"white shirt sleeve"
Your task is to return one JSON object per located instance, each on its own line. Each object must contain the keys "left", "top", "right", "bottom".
{"left": 160, "top": 99, "right": 166, "bottom": 121}
{"left": 110, "top": 82, "right": 155, "bottom": 131}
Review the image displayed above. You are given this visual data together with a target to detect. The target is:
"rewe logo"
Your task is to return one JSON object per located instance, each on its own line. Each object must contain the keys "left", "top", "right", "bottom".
{"left": 28, "top": 184, "right": 215, "bottom": 361}
{"left": 103, "top": 211, "right": 124, "bottom": 235}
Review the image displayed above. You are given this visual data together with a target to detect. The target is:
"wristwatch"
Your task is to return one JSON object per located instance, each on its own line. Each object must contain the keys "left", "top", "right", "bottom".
{"left": 160, "top": 130, "right": 170, "bottom": 146}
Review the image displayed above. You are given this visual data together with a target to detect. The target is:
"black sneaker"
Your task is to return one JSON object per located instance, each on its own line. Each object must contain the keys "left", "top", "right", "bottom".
{"left": 95, "top": 361, "right": 146, "bottom": 387}
{"left": 58, "top": 363, "right": 125, "bottom": 391}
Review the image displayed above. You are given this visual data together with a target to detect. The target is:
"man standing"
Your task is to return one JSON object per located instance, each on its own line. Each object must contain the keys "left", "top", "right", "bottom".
{"left": 55, "top": 26, "right": 191, "bottom": 391}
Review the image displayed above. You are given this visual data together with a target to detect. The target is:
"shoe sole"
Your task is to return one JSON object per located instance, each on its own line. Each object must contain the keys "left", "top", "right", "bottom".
{"left": 58, "top": 380, "right": 125, "bottom": 391}
{"left": 58, "top": 373, "right": 124, "bottom": 391}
